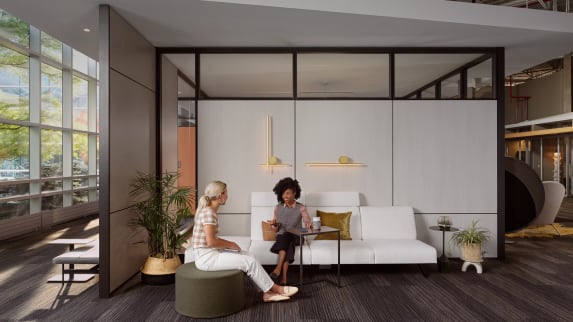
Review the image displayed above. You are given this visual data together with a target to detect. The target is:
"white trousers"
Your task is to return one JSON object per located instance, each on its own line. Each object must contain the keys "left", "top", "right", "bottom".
{"left": 194, "top": 248, "right": 274, "bottom": 292}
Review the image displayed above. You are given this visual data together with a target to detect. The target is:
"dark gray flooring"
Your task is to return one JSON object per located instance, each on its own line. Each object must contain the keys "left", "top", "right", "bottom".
{"left": 1, "top": 201, "right": 573, "bottom": 321}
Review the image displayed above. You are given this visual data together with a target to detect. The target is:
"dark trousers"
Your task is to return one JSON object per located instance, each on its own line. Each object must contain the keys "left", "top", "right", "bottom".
{"left": 270, "top": 232, "right": 300, "bottom": 264}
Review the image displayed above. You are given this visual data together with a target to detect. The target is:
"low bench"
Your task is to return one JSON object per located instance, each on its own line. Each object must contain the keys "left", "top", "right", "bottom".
{"left": 51, "top": 240, "right": 99, "bottom": 283}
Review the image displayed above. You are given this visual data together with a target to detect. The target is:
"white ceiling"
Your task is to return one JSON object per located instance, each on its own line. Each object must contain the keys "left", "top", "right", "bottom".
{"left": 1, "top": 0, "right": 573, "bottom": 77}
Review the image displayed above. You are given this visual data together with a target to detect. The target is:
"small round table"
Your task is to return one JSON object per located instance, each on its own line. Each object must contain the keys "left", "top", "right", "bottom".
{"left": 429, "top": 226, "right": 459, "bottom": 272}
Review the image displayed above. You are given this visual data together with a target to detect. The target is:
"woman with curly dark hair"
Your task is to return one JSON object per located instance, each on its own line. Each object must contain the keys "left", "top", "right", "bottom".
{"left": 269, "top": 177, "right": 312, "bottom": 285}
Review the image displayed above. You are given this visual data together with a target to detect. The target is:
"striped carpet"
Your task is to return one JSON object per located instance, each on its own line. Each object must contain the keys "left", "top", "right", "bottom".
{"left": 1, "top": 202, "right": 573, "bottom": 321}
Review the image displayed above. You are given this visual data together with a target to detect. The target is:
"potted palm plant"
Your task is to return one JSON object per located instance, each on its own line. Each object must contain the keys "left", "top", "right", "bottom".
{"left": 130, "top": 171, "right": 195, "bottom": 284}
{"left": 450, "top": 220, "right": 491, "bottom": 262}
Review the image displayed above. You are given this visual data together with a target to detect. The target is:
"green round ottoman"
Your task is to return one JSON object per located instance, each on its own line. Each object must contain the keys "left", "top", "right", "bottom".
{"left": 175, "top": 262, "right": 245, "bottom": 318}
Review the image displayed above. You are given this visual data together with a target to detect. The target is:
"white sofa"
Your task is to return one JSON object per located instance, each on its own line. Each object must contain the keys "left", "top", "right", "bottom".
{"left": 185, "top": 192, "right": 437, "bottom": 270}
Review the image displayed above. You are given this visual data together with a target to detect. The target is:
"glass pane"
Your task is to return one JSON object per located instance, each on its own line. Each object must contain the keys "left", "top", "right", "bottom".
{"left": 201, "top": 54, "right": 292, "bottom": 97}
{"left": 73, "top": 190, "right": 88, "bottom": 205}
{"left": 73, "top": 76, "right": 88, "bottom": 130}
{"left": 395, "top": 53, "right": 482, "bottom": 98}
{"left": 42, "top": 194, "right": 62, "bottom": 210}
{"left": 0, "top": 46, "right": 29, "bottom": 121}
{"left": 0, "top": 182, "right": 29, "bottom": 198}
{"left": 421, "top": 86, "right": 435, "bottom": 99}
{"left": 41, "top": 129, "right": 62, "bottom": 177}
{"left": 467, "top": 58, "right": 493, "bottom": 99}
{"left": 441, "top": 73, "right": 460, "bottom": 99}
{"left": 41, "top": 180, "right": 62, "bottom": 192}
{"left": 178, "top": 100, "right": 195, "bottom": 127}
{"left": 298, "top": 54, "right": 389, "bottom": 98}
{"left": 72, "top": 50, "right": 89, "bottom": 75}
{"left": 41, "top": 63, "right": 62, "bottom": 126}
{"left": 0, "top": 200, "right": 29, "bottom": 219}
{"left": 541, "top": 137, "right": 560, "bottom": 182}
{"left": 73, "top": 132, "right": 88, "bottom": 175}
{"left": 0, "top": 124, "right": 29, "bottom": 179}
{"left": 73, "top": 178, "right": 89, "bottom": 188}
{"left": 41, "top": 32, "right": 63, "bottom": 63}
{"left": 0, "top": 10, "right": 29, "bottom": 47}
{"left": 530, "top": 138, "right": 542, "bottom": 178}
{"left": 164, "top": 54, "right": 196, "bottom": 98}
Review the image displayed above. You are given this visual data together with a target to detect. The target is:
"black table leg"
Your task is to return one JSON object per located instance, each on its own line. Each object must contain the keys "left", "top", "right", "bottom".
{"left": 337, "top": 231, "right": 341, "bottom": 287}
{"left": 299, "top": 234, "right": 303, "bottom": 287}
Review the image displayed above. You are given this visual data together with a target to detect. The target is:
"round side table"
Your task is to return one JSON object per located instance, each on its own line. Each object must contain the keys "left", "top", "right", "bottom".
{"left": 429, "top": 226, "right": 459, "bottom": 273}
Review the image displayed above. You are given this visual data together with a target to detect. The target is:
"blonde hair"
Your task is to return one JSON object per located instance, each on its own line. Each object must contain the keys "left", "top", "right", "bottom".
{"left": 195, "top": 181, "right": 227, "bottom": 218}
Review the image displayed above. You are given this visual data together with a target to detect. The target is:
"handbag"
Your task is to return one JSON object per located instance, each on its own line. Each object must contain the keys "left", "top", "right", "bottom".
{"left": 261, "top": 220, "right": 277, "bottom": 241}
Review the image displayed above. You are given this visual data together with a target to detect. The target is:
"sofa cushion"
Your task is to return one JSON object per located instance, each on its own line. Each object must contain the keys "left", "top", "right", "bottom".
{"left": 309, "top": 240, "right": 374, "bottom": 264}
{"left": 249, "top": 240, "right": 311, "bottom": 265}
{"left": 307, "top": 207, "right": 362, "bottom": 240}
{"left": 360, "top": 206, "right": 417, "bottom": 240}
{"left": 314, "top": 211, "right": 352, "bottom": 240}
{"left": 364, "top": 239, "right": 437, "bottom": 264}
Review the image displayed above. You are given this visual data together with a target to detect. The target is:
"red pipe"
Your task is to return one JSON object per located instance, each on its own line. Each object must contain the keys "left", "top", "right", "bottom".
{"left": 509, "top": 75, "right": 531, "bottom": 122}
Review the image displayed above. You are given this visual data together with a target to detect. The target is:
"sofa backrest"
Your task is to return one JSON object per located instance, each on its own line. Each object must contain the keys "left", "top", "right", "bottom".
{"left": 360, "top": 206, "right": 416, "bottom": 239}
{"left": 250, "top": 192, "right": 307, "bottom": 241}
{"left": 305, "top": 192, "right": 362, "bottom": 240}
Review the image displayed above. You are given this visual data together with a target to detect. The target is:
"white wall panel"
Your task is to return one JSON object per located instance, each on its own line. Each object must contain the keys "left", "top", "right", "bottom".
{"left": 198, "top": 101, "right": 295, "bottom": 213}
{"left": 393, "top": 100, "right": 497, "bottom": 214}
{"left": 295, "top": 101, "right": 393, "bottom": 206}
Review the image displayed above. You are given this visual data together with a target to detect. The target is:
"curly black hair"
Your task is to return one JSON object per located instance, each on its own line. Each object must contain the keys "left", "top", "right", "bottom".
{"left": 272, "top": 177, "right": 301, "bottom": 203}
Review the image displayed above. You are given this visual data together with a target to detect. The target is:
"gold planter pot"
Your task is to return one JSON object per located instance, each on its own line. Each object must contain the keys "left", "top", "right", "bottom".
{"left": 141, "top": 256, "right": 182, "bottom": 285}
{"left": 461, "top": 244, "right": 483, "bottom": 262}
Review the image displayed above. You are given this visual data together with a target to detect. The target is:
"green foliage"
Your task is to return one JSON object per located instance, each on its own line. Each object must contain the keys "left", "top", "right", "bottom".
{"left": 450, "top": 220, "right": 491, "bottom": 248}
{"left": 130, "top": 171, "right": 196, "bottom": 259}
{"left": 0, "top": 10, "right": 30, "bottom": 47}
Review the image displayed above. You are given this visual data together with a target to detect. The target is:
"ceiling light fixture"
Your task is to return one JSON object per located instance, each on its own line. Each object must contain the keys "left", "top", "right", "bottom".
{"left": 83, "top": 28, "right": 91, "bottom": 32}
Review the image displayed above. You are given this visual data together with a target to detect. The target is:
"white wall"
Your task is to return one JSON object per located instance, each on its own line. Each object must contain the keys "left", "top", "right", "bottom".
{"left": 198, "top": 100, "right": 295, "bottom": 208}
{"left": 295, "top": 101, "right": 393, "bottom": 206}
{"left": 198, "top": 99, "right": 498, "bottom": 257}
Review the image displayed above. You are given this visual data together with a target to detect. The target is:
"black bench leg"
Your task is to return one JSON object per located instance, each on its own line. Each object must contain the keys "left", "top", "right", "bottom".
{"left": 61, "top": 264, "right": 65, "bottom": 284}
{"left": 418, "top": 264, "right": 429, "bottom": 278}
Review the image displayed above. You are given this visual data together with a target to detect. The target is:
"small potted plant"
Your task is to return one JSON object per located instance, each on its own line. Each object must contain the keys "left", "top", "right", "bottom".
{"left": 130, "top": 171, "right": 195, "bottom": 284}
{"left": 450, "top": 220, "right": 491, "bottom": 262}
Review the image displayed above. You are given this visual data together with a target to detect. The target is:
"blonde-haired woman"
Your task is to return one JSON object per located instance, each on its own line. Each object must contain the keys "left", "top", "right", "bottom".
{"left": 191, "top": 181, "right": 298, "bottom": 302}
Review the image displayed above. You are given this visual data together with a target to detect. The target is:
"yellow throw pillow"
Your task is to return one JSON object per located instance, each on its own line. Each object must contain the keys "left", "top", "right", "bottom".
{"left": 314, "top": 211, "right": 352, "bottom": 240}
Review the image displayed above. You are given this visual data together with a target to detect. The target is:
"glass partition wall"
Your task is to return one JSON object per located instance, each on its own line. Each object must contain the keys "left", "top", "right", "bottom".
{"left": 506, "top": 135, "right": 573, "bottom": 195}
{"left": 160, "top": 49, "right": 498, "bottom": 201}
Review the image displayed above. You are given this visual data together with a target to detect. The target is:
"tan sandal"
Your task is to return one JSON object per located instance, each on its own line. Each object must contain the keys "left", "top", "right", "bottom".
{"left": 281, "top": 286, "right": 299, "bottom": 297}
{"left": 263, "top": 293, "right": 290, "bottom": 302}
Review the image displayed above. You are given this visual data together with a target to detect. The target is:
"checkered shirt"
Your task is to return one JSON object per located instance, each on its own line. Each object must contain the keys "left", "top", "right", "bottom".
{"left": 191, "top": 207, "right": 218, "bottom": 249}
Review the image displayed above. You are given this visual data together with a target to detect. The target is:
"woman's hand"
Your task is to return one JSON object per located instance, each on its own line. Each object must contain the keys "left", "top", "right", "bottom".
{"left": 271, "top": 218, "right": 280, "bottom": 232}
{"left": 228, "top": 242, "right": 241, "bottom": 251}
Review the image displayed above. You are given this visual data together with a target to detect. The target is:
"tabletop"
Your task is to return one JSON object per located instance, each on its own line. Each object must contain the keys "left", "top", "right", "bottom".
{"left": 48, "top": 238, "right": 94, "bottom": 245}
{"left": 429, "top": 226, "right": 459, "bottom": 232}
{"left": 288, "top": 225, "right": 340, "bottom": 236}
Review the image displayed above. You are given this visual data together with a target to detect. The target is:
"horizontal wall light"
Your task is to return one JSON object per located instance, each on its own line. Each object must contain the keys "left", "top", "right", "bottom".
{"left": 305, "top": 155, "right": 366, "bottom": 167}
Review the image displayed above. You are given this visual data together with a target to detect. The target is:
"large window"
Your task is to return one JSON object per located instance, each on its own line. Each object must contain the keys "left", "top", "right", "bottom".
{"left": 0, "top": 9, "right": 99, "bottom": 221}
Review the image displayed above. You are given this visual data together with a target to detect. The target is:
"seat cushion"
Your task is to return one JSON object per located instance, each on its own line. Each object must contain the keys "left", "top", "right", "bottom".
{"left": 249, "top": 240, "right": 311, "bottom": 265}
{"left": 364, "top": 239, "right": 437, "bottom": 264}
{"left": 308, "top": 240, "right": 374, "bottom": 264}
